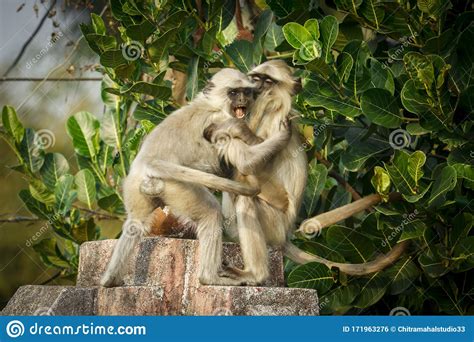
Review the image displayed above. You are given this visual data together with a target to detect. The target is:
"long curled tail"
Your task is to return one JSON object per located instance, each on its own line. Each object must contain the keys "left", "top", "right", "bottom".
{"left": 146, "top": 159, "right": 260, "bottom": 196}
{"left": 284, "top": 241, "right": 408, "bottom": 276}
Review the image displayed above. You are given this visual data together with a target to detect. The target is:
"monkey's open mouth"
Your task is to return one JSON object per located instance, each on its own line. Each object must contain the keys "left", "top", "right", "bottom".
{"left": 233, "top": 106, "right": 246, "bottom": 119}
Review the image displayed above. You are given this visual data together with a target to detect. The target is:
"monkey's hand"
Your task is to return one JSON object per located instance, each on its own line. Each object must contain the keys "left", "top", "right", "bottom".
{"left": 277, "top": 116, "right": 292, "bottom": 141}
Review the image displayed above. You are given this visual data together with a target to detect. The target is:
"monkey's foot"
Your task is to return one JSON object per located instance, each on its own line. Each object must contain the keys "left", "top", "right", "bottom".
{"left": 100, "top": 273, "right": 125, "bottom": 288}
{"left": 199, "top": 274, "right": 247, "bottom": 286}
{"left": 218, "top": 266, "right": 266, "bottom": 286}
{"left": 140, "top": 177, "right": 165, "bottom": 197}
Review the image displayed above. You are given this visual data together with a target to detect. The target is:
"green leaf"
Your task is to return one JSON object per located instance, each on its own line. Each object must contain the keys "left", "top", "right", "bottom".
{"left": 385, "top": 257, "right": 420, "bottom": 295}
{"left": 72, "top": 218, "right": 97, "bottom": 244}
{"left": 305, "top": 93, "right": 362, "bottom": 118}
{"left": 403, "top": 52, "right": 435, "bottom": 89}
{"left": 75, "top": 169, "right": 96, "bottom": 209}
{"left": 186, "top": 56, "right": 200, "bottom": 101}
{"left": 263, "top": 23, "right": 284, "bottom": 51}
{"left": 341, "top": 141, "right": 389, "bottom": 172}
{"left": 19, "top": 189, "right": 53, "bottom": 220}
{"left": 298, "top": 40, "right": 322, "bottom": 61}
{"left": 385, "top": 150, "right": 417, "bottom": 196}
{"left": 282, "top": 22, "right": 312, "bottom": 49}
{"left": 304, "top": 19, "right": 320, "bottom": 40}
{"left": 2, "top": 105, "right": 24, "bottom": 143}
{"left": 418, "top": 247, "right": 448, "bottom": 278}
{"left": 100, "top": 49, "right": 128, "bottom": 68}
{"left": 319, "top": 16, "right": 338, "bottom": 64}
{"left": 407, "top": 150, "right": 426, "bottom": 186}
{"left": 124, "top": 82, "right": 171, "bottom": 100}
{"left": 40, "top": 153, "right": 70, "bottom": 190}
{"left": 399, "top": 220, "right": 426, "bottom": 242}
{"left": 66, "top": 111, "right": 100, "bottom": 159}
{"left": 55, "top": 174, "right": 76, "bottom": 215}
{"left": 360, "top": 88, "right": 402, "bottom": 128}
{"left": 371, "top": 166, "right": 391, "bottom": 196}
{"left": 125, "top": 20, "right": 155, "bottom": 41}
{"left": 360, "top": 0, "right": 384, "bottom": 29}
{"left": 253, "top": 9, "right": 273, "bottom": 42}
{"left": 98, "top": 193, "right": 125, "bottom": 215}
{"left": 450, "top": 213, "right": 473, "bottom": 249}
{"left": 319, "top": 283, "right": 360, "bottom": 314}
{"left": 287, "top": 262, "right": 334, "bottom": 294}
{"left": 100, "top": 109, "right": 122, "bottom": 148}
{"left": 33, "top": 238, "right": 71, "bottom": 269}
{"left": 303, "top": 162, "right": 328, "bottom": 216}
{"left": 427, "top": 165, "right": 457, "bottom": 207}
{"left": 353, "top": 272, "right": 388, "bottom": 308}
{"left": 326, "top": 225, "right": 376, "bottom": 263}
{"left": 336, "top": 52, "right": 353, "bottom": 84}
{"left": 91, "top": 13, "right": 106, "bottom": 35}
{"left": 225, "top": 40, "right": 254, "bottom": 72}
{"left": 29, "top": 179, "right": 55, "bottom": 205}
{"left": 369, "top": 59, "right": 394, "bottom": 95}
{"left": 19, "top": 128, "right": 44, "bottom": 172}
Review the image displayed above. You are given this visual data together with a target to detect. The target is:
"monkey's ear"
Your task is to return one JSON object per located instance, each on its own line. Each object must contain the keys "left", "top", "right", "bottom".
{"left": 292, "top": 78, "right": 302, "bottom": 95}
{"left": 203, "top": 81, "right": 215, "bottom": 95}
{"left": 203, "top": 123, "right": 216, "bottom": 142}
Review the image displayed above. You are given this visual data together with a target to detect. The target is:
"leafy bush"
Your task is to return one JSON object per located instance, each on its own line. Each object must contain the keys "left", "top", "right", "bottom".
{"left": 1, "top": 0, "right": 472, "bottom": 314}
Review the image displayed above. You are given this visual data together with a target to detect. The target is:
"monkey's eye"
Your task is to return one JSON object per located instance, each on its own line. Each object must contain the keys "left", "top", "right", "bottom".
{"left": 264, "top": 78, "right": 274, "bottom": 85}
{"left": 251, "top": 76, "right": 261, "bottom": 82}
{"left": 229, "top": 90, "right": 237, "bottom": 96}
{"left": 243, "top": 88, "right": 252, "bottom": 96}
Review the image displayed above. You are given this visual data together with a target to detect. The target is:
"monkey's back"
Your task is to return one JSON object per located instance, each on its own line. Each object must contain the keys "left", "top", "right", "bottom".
{"left": 131, "top": 100, "right": 228, "bottom": 175}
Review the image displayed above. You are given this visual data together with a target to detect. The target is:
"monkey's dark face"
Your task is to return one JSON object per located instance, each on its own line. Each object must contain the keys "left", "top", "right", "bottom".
{"left": 228, "top": 87, "right": 254, "bottom": 119}
{"left": 249, "top": 72, "right": 302, "bottom": 95}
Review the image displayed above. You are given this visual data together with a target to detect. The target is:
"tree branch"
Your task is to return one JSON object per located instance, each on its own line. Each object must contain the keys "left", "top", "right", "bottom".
{"left": 2, "top": 0, "right": 57, "bottom": 77}
{"left": 0, "top": 77, "right": 102, "bottom": 82}
{"left": 315, "top": 151, "right": 362, "bottom": 201}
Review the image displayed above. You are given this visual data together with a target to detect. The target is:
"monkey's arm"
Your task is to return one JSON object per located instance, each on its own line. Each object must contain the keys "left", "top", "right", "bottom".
{"left": 222, "top": 120, "right": 291, "bottom": 175}
{"left": 145, "top": 159, "right": 260, "bottom": 196}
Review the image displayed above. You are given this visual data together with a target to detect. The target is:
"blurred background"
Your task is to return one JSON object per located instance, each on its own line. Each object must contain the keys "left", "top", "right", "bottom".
{"left": 0, "top": 0, "right": 112, "bottom": 309}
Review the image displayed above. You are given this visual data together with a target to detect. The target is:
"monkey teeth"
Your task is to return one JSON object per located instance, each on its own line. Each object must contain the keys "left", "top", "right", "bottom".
{"left": 234, "top": 107, "right": 246, "bottom": 119}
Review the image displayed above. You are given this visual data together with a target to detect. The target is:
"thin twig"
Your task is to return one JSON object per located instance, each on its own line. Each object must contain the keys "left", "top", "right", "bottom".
{"left": 2, "top": 0, "right": 58, "bottom": 76}
{"left": 314, "top": 151, "right": 363, "bottom": 201}
{"left": 0, "top": 77, "right": 102, "bottom": 82}
{"left": 0, "top": 216, "right": 40, "bottom": 223}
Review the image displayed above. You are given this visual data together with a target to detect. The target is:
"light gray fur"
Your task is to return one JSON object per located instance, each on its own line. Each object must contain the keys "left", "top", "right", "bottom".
{"left": 221, "top": 60, "right": 308, "bottom": 285}
{"left": 101, "top": 68, "right": 292, "bottom": 287}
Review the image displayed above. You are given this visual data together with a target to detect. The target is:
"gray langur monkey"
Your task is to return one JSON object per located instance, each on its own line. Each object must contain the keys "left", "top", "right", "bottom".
{"left": 219, "top": 60, "right": 308, "bottom": 285}
{"left": 221, "top": 60, "right": 408, "bottom": 282}
{"left": 101, "top": 68, "right": 292, "bottom": 287}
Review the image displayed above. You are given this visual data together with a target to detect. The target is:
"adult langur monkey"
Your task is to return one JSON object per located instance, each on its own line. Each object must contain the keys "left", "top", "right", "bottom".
{"left": 101, "top": 68, "right": 291, "bottom": 287}
{"left": 218, "top": 60, "right": 408, "bottom": 284}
